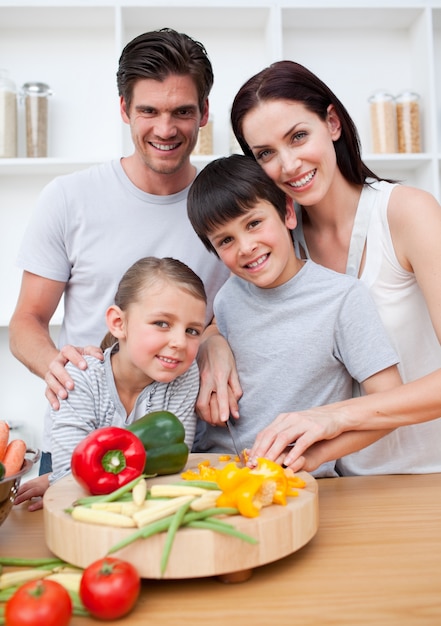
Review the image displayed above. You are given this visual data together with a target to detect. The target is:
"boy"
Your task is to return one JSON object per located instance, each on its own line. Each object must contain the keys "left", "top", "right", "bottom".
{"left": 187, "top": 154, "right": 401, "bottom": 476}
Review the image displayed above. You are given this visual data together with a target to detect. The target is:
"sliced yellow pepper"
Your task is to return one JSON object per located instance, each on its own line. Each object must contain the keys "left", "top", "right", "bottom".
{"left": 180, "top": 457, "right": 306, "bottom": 518}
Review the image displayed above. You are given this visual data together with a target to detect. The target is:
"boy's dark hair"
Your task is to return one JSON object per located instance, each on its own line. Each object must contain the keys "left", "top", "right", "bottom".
{"left": 187, "top": 154, "right": 288, "bottom": 255}
{"left": 117, "top": 28, "right": 214, "bottom": 114}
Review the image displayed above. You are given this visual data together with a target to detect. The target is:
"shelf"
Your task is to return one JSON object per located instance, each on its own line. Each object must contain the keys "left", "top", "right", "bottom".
{"left": 1, "top": 0, "right": 441, "bottom": 444}
{"left": 0, "top": 158, "right": 108, "bottom": 176}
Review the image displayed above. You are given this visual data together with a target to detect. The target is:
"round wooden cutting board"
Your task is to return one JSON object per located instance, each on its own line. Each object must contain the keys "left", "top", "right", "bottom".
{"left": 43, "top": 454, "right": 319, "bottom": 580}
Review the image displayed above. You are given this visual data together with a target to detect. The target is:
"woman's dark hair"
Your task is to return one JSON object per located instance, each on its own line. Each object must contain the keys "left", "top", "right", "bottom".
{"left": 117, "top": 28, "right": 213, "bottom": 113}
{"left": 101, "top": 256, "right": 206, "bottom": 350}
{"left": 187, "top": 154, "right": 289, "bottom": 255}
{"left": 231, "top": 60, "right": 383, "bottom": 186}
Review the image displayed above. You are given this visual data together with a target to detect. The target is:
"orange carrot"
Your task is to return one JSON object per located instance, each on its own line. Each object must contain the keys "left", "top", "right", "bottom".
{"left": 3, "top": 438, "right": 27, "bottom": 477}
{"left": 0, "top": 420, "right": 9, "bottom": 461}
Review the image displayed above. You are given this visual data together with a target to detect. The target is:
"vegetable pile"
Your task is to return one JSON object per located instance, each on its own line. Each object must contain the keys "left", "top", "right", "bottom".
{"left": 67, "top": 475, "right": 257, "bottom": 577}
{"left": 66, "top": 456, "right": 306, "bottom": 577}
{"left": 0, "top": 421, "right": 26, "bottom": 479}
{"left": 0, "top": 555, "right": 141, "bottom": 624}
{"left": 181, "top": 457, "right": 307, "bottom": 518}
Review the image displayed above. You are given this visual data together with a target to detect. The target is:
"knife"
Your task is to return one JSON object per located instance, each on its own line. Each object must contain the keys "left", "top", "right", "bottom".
{"left": 226, "top": 418, "right": 246, "bottom": 466}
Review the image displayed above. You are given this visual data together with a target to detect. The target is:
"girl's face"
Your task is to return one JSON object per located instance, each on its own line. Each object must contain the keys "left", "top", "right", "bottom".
{"left": 208, "top": 198, "right": 300, "bottom": 289}
{"left": 241, "top": 100, "right": 341, "bottom": 207}
{"left": 112, "top": 280, "right": 206, "bottom": 386}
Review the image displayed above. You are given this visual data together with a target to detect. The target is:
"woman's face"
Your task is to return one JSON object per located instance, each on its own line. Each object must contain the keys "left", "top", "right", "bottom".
{"left": 241, "top": 100, "right": 341, "bottom": 207}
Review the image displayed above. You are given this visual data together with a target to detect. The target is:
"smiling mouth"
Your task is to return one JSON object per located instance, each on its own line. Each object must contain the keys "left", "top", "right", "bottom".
{"left": 288, "top": 169, "right": 316, "bottom": 189}
{"left": 158, "top": 355, "right": 180, "bottom": 365}
{"left": 150, "top": 142, "right": 181, "bottom": 151}
{"left": 245, "top": 254, "right": 268, "bottom": 269}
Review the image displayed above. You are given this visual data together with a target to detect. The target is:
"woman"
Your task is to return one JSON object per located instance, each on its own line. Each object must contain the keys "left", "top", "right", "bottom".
{"left": 229, "top": 60, "right": 441, "bottom": 475}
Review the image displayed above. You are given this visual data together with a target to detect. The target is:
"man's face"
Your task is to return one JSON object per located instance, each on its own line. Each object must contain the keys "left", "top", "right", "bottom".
{"left": 121, "top": 74, "right": 209, "bottom": 176}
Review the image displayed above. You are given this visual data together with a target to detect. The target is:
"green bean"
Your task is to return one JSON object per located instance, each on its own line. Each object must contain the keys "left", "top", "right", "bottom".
{"left": 0, "top": 586, "right": 18, "bottom": 602}
{"left": 160, "top": 500, "right": 193, "bottom": 576}
{"left": 107, "top": 513, "right": 177, "bottom": 554}
{"left": 108, "top": 507, "right": 241, "bottom": 555}
{"left": 173, "top": 480, "right": 220, "bottom": 490}
{"left": 0, "top": 557, "right": 67, "bottom": 568}
{"left": 68, "top": 590, "right": 90, "bottom": 617}
{"left": 187, "top": 519, "right": 258, "bottom": 544}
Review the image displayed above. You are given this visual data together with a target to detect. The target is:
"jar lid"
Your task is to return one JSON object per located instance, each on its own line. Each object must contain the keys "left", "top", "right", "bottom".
{"left": 0, "top": 69, "right": 16, "bottom": 91}
{"left": 21, "top": 82, "right": 53, "bottom": 96}
{"left": 368, "top": 90, "right": 394, "bottom": 103}
{"left": 396, "top": 90, "right": 420, "bottom": 102}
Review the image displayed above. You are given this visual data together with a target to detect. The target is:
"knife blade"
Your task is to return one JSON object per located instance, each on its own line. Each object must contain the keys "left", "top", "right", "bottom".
{"left": 226, "top": 418, "right": 246, "bottom": 466}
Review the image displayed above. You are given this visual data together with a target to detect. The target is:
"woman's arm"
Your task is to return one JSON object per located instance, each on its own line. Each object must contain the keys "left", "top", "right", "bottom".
{"left": 249, "top": 367, "right": 441, "bottom": 468}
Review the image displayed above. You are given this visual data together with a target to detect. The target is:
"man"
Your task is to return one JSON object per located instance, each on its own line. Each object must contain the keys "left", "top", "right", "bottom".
{"left": 9, "top": 29, "right": 232, "bottom": 482}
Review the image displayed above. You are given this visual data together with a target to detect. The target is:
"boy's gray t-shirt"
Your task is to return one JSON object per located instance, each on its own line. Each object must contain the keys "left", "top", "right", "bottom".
{"left": 193, "top": 260, "right": 398, "bottom": 474}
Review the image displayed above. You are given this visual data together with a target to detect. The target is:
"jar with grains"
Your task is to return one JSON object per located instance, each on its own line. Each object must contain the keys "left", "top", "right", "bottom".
{"left": 396, "top": 91, "right": 421, "bottom": 153}
{"left": 368, "top": 91, "right": 397, "bottom": 153}
{"left": 192, "top": 118, "right": 213, "bottom": 156}
{"left": 0, "top": 69, "right": 18, "bottom": 158}
{"left": 21, "top": 82, "right": 53, "bottom": 158}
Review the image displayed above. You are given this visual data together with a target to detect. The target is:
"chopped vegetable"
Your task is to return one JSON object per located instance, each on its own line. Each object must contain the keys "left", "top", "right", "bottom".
{"left": 127, "top": 410, "right": 189, "bottom": 475}
{"left": 71, "top": 427, "right": 146, "bottom": 495}
{"left": 181, "top": 457, "right": 306, "bottom": 518}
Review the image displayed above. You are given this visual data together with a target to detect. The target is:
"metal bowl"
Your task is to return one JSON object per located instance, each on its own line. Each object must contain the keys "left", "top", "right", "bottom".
{"left": 0, "top": 448, "right": 40, "bottom": 526}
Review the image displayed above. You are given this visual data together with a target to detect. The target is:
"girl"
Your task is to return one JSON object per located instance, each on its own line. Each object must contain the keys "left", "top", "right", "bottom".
{"left": 230, "top": 60, "right": 441, "bottom": 475}
{"left": 15, "top": 256, "right": 207, "bottom": 509}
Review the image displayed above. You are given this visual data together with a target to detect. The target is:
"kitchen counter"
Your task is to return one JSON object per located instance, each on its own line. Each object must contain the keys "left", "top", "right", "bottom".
{"left": 1, "top": 472, "right": 440, "bottom": 625}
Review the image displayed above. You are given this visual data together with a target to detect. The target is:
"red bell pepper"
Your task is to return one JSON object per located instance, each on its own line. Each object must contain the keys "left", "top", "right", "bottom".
{"left": 71, "top": 426, "right": 146, "bottom": 495}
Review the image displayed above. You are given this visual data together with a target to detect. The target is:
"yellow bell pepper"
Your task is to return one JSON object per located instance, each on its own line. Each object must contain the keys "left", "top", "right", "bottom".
{"left": 180, "top": 457, "right": 306, "bottom": 518}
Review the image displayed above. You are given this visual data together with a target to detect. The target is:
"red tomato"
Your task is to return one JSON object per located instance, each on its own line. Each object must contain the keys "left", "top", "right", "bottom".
{"left": 5, "top": 579, "right": 72, "bottom": 626}
{"left": 79, "top": 557, "right": 141, "bottom": 620}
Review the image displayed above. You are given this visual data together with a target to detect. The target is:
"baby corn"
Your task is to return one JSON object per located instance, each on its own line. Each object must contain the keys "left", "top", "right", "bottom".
{"left": 71, "top": 505, "right": 136, "bottom": 528}
{"left": 132, "top": 495, "right": 195, "bottom": 528}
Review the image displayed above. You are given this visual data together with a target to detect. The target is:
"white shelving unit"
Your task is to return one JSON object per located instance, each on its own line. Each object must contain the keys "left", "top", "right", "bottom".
{"left": 1, "top": 0, "right": 441, "bottom": 446}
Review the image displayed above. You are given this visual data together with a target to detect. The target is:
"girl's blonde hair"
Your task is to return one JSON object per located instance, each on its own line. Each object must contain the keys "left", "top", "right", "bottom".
{"left": 101, "top": 256, "right": 207, "bottom": 350}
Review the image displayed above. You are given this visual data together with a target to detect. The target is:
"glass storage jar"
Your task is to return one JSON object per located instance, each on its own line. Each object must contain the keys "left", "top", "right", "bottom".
{"left": 396, "top": 91, "right": 421, "bottom": 153}
{"left": 0, "top": 69, "right": 18, "bottom": 158}
{"left": 21, "top": 82, "right": 53, "bottom": 157}
{"left": 192, "top": 117, "right": 213, "bottom": 156}
{"left": 368, "top": 91, "right": 397, "bottom": 153}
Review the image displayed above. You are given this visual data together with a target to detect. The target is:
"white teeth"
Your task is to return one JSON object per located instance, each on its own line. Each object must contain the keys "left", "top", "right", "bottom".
{"left": 151, "top": 143, "right": 179, "bottom": 151}
{"left": 289, "top": 169, "right": 316, "bottom": 188}
{"left": 160, "top": 356, "right": 178, "bottom": 364}
{"left": 247, "top": 254, "right": 267, "bottom": 268}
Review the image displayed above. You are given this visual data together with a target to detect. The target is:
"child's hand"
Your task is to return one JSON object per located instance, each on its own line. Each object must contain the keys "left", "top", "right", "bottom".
{"left": 14, "top": 474, "right": 50, "bottom": 511}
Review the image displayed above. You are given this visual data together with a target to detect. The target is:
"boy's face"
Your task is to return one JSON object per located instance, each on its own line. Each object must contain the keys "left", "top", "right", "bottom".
{"left": 208, "top": 199, "right": 301, "bottom": 289}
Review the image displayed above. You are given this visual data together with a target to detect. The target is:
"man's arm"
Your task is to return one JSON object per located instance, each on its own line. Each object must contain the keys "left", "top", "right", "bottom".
{"left": 196, "top": 320, "right": 242, "bottom": 425}
{"left": 9, "top": 272, "right": 106, "bottom": 409}
{"left": 9, "top": 271, "right": 66, "bottom": 379}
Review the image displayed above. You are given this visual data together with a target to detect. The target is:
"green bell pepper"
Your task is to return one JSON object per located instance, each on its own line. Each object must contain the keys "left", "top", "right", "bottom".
{"left": 127, "top": 411, "right": 189, "bottom": 475}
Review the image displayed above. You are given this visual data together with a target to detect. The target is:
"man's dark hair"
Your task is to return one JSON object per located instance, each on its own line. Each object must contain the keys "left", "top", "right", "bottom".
{"left": 117, "top": 28, "right": 214, "bottom": 113}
